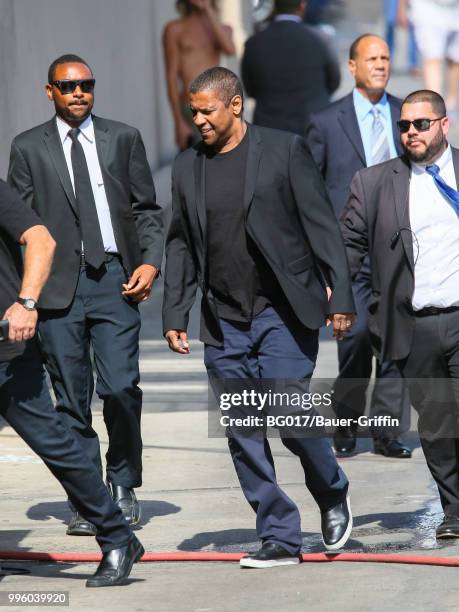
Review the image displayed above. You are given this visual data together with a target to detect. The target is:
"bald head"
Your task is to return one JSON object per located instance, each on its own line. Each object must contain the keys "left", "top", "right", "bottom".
{"left": 349, "top": 34, "right": 388, "bottom": 60}
{"left": 348, "top": 34, "right": 390, "bottom": 102}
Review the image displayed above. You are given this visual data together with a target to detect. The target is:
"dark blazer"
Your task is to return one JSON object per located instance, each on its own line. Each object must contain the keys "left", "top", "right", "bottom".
{"left": 8, "top": 115, "right": 163, "bottom": 309}
{"left": 340, "top": 147, "right": 459, "bottom": 361}
{"left": 307, "top": 92, "right": 403, "bottom": 217}
{"left": 241, "top": 20, "right": 340, "bottom": 138}
{"left": 162, "top": 123, "right": 355, "bottom": 347}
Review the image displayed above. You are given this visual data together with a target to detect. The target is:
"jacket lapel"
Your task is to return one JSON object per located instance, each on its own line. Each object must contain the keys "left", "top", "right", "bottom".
{"left": 194, "top": 151, "right": 206, "bottom": 240}
{"left": 93, "top": 116, "right": 111, "bottom": 175}
{"left": 338, "top": 95, "right": 366, "bottom": 164}
{"left": 452, "top": 146, "right": 459, "bottom": 185}
{"left": 43, "top": 119, "right": 78, "bottom": 215}
{"left": 243, "top": 124, "right": 263, "bottom": 218}
{"left": 388, "top": 95, "right": 403, "bottom": 156}
{"left": 392, "top": 156, "right": 414, "bottom": 270}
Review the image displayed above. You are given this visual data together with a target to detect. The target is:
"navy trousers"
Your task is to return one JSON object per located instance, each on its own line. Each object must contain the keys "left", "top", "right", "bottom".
{"left": 334, "top": 259, "right": 410, "bottom": 439}
{"left": 0, "top": 348, "right": 132, "bottom": 552}
{"left": 205, "top": 306, "right": 349, "bottom": 555}
{"left": 38, "top": 257, "right": 142, "bottom": 487}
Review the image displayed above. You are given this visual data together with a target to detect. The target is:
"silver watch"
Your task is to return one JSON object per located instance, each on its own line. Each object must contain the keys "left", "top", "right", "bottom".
{"left": 16, "top": 297, "right": 37, "bottom": 311}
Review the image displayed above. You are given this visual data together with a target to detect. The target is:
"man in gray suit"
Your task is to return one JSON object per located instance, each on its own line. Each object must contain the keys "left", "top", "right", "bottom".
{"left": 342, "top": 90, "right": 459, "bottom": 540}
{"left": 8, "top": 54, "right": 163, "bottom": 536}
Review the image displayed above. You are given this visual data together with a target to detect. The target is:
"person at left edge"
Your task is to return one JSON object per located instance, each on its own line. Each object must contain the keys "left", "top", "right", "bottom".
{"left": 163, "top": 67, "right": 355, "bottom": 568}
{"left": 0, "top": 179, "right": 144, "bottom": 588}
{"left": 8, "top": 54, "right": 164, "bottom": 536}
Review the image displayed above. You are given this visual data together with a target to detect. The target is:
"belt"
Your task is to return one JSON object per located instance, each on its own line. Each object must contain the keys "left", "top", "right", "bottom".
{"left": 80, "top": 252, "right": 121, "bottom": 267}
{"left": 413, "top": 305, "right": 459, "bottom": 317}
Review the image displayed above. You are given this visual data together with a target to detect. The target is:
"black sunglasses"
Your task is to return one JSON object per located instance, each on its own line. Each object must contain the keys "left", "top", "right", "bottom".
{"left": 397, "top": 116, "right": 445, "bottom": 133}
{"left": 51, "top": 79, "right": 96, "bottom": 94}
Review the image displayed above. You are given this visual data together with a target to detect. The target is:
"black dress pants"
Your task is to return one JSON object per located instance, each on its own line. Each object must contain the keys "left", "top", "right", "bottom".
{"left": 334, "top": 258, "right": 410, "bottom": 439}
{"left": 398, "top": 309, "right": 459, "bottom": 515}
{"left": 0, "top": 347, "right": 132, "bottom": 552}
{"left": 38, "top": 258, "right": 142, "bottom": 488}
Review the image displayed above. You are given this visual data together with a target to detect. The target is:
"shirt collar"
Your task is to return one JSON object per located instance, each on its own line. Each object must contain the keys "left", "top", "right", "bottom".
{"left": 411, "top": 144, "right": 452, "bottom": 175}
{"left": 274, "top": 14, "right": 302, "bottom": 23}
{"left": 353, "top": 88, "right": 389, "bottom": 122}
{"left": 56, "top": 114, "right": 94, "bottom": 144}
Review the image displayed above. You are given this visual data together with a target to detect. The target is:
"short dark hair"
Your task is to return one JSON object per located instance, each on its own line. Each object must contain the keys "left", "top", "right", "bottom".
{"left": 349, "top": 33, "right": 382, "bottom": 60}
{"left": 402, "top": 89, "right": 447, "bottom": 117}
{"left": 190, "top": 67, "right": 243, "bottom": 107}
{"left": 275, "top": 0, "right": 303, "bottom": 14}
{"left": 48, "top": 54, "right": 92, "bottom": 84}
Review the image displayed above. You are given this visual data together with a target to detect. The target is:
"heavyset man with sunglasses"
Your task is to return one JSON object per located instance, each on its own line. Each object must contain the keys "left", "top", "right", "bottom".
{"left": 8, "top": 54, "right": 163, "bottom": 537}
{"left": 342, "top": 89, "right": 459, "bottom": 540}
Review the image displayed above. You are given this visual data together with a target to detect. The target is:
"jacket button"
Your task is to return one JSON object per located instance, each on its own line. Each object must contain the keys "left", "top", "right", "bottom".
{"left": 75, "top": 248, "right": 81, "bottom": 255}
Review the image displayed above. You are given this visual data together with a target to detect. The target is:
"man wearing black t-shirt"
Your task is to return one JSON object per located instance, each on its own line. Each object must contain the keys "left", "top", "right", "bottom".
{"left": 0, "top": 180, "right": 143, "bottom": 587}
{"left": 163, "top": 67, "right": 356, "bottom": 567}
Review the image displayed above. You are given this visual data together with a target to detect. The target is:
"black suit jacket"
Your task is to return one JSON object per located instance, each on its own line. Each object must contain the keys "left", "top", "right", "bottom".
{"left": 307, "top": 92, "right": 403, "bottom": 217}
{"left": 8, "top": 115, "right": 163, "bottom": 309}
{"left": 340, "top": 147, "right": 459, "bottom": 361}
{"left": 162, "top": 123, "right": 355, "bottom": 347}
{"left": 241, "top": 20, "right": 340, "bottom": 138}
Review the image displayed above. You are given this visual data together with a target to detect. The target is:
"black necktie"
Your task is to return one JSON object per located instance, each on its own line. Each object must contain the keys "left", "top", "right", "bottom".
{"left": 68, "top": 128, "right": 105, "bottom": 268}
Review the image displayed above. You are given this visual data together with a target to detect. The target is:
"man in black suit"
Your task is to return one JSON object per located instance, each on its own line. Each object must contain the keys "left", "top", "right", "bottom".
{"left": 341, "top": 89, "right": 459, "bottom": 539}
{"left": 0, "top": 180, "right": 143, "bottom": 587}
{"left": 8, "top": 54, "right": 163, "bottom": 536}
{"left": 241, "top": 0, "right": 340, "bottom": 138}
{"left": 307, "top": 34, "right": 412, "bottom": 458}
{"left": 163, "top": 67, "right": 354, "bottom": 567}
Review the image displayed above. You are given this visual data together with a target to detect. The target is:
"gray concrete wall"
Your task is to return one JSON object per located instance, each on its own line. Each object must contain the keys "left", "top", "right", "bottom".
{"left": 0, "top": 0, "right": 251, "bottom": 179}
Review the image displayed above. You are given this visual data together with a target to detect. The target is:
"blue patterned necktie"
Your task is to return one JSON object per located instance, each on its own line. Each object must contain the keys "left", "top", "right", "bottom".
{"left": 370, "top": 107, "right": 390, "bottom": 164}
{"left": 425, "top": 164, "right": 459, "bottom": 217}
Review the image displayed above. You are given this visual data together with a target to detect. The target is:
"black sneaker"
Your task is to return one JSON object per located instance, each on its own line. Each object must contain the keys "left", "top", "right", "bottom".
{"left": 321, "top": 495, "right": 352, "bottom": 551}
{"left": 240, "top": 542, "right": 300, "bottom": 568}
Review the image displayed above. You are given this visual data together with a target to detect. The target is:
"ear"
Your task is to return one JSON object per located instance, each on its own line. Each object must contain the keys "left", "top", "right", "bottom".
{"left": 441, "top": 116, "right": 449, "bottom": 136}
{"left": 231, "top": 95, "right": 243, "bottom": 116}
{"left": 348, "top": 58, "right": 356, "bottom": 78}
{"left": 45, "top": 83, "right": 54, "bottom": 101}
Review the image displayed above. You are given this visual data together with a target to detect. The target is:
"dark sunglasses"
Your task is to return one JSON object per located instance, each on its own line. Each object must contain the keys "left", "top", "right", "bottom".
{"left": 51, "top": 79, "right": 96, "bottom": 94}
{"left": 397, "top": 116, "right": 445, "bottom": 133}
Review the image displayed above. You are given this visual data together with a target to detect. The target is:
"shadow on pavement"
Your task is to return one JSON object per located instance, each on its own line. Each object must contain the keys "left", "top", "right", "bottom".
{"left": 26, "top": 499, "right": 181, "bottom": 528}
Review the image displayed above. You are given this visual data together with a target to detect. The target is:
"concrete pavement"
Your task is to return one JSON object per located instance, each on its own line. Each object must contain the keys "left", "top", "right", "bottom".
{"left": 2, "top": 1, "right": 459, "bottom": 610}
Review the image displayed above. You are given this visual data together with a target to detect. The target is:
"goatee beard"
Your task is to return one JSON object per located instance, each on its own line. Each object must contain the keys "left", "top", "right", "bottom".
{"left": 403, "top": 130, "right": 447, "bottom": 164}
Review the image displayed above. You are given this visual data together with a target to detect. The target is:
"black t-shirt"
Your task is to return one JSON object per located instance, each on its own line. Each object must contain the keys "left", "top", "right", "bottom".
{"left": 0, "top": 180, "right": 41, "bottom": 361}
{"left": 205, "top": 132, "right": 282, "bottom": 321}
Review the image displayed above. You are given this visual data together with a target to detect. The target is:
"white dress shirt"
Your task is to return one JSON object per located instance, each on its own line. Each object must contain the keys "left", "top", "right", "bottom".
{"left": 56, "top": 114, "right": 118, "bottom": 253}
{"left": 409, "top": 145, "right": 459, "bottom": 309}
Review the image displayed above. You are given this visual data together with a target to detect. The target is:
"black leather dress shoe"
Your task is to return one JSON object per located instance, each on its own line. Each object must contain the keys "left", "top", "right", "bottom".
{"left": 108, "top": 484, "right": 141, "bottom": 525}
{"left": 436, "top": 516, "right": 459, "bottom": 539}
{"left": 66, "top": 512, "right": 97, "bottom": 536}
{"left": 373, "top": 438, "right": 412, "bottom": 458}
{"left": 333, "top": 427, "right": 356, "bottom": 454}
{"left": 321, "top": 496, "right": 352, "bottom": 551}
{"left": 86, "top": 536, "right": 145, "bottom": 587}
{"left": 240, "top": 542, "right": 300, "bottom": 568}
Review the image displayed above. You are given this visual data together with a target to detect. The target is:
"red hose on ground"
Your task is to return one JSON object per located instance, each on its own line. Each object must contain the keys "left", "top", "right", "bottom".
{"left": 1, "top": 550, "right": 459, "bottom": 567}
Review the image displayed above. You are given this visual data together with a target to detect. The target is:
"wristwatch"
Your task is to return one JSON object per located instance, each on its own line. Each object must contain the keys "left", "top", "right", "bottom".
{"left": 16, "top": 297, "right": 37, "bottom": 311}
